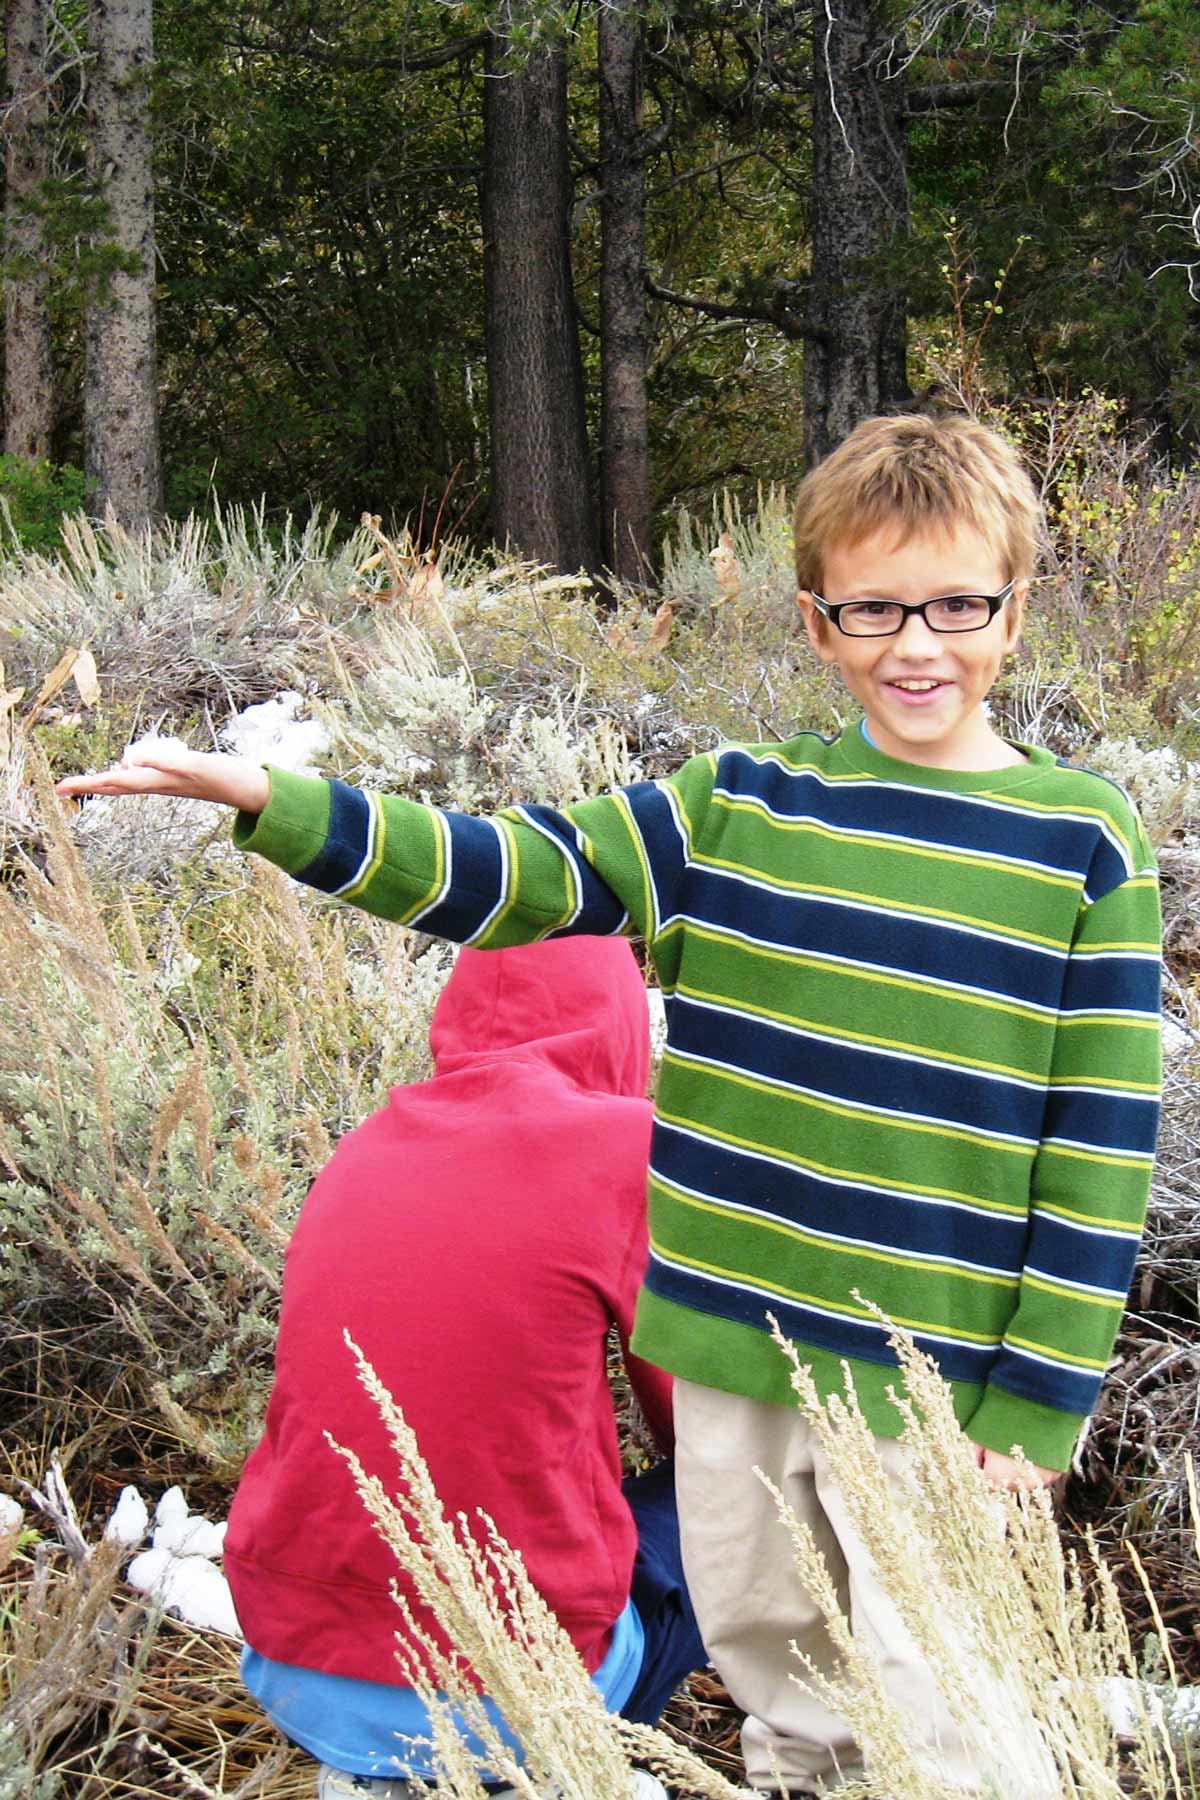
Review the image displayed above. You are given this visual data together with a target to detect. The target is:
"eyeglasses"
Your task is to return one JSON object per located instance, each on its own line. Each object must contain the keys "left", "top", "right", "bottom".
{"left": 809, "top": 580, "right": 1015, "bottom": 638}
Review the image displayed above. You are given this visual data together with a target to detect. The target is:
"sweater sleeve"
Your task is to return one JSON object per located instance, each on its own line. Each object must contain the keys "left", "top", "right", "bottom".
{"left": 230, "top": 752, "right": 719, "bottom": 955}
{"left": 966, "top": 831, "right": 1163, "bottom": 1472}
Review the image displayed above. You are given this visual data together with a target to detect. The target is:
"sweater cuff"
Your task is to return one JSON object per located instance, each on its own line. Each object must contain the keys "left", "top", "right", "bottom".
{"left": 965, "top": 1386, "right": 1085, "bottom": 1473}
{"left": 231, "top": 766, "right": 334, "bottom": 876}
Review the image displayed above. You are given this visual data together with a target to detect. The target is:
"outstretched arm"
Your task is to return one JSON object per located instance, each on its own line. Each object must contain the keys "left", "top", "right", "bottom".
{"left": 56, "top": 742, "right": 269, "bottom": 814}
{"left": 60, "top": 735, "right": 721, "bottom": 972}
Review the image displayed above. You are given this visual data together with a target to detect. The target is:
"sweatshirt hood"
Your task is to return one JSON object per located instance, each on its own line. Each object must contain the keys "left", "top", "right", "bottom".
{"left": 428, "top": 937, "right": 650, "bottom": 1098}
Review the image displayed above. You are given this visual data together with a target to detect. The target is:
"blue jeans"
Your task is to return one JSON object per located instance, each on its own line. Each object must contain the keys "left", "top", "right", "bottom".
{"left": 619, "top": 1458, "right": 708, "bottom": 1723}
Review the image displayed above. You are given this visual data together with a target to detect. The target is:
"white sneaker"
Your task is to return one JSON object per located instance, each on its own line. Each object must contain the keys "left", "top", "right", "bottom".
{"left": 316, "top": 1767, "right": 420, "bottom": 1799}
{"left": 630, "top": 1774, "right": 669, "bottom": 1800}
{"left": 483, "top": 1775, "right": 668, "bottom": 1800}
{"left": 317, "top": 1766, "right": 668, "bottom": 1800}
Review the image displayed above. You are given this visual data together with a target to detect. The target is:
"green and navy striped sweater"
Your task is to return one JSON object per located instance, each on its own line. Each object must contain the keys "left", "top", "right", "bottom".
{"left": 233, "top": 724, "right": 1162, "bottom": 1470}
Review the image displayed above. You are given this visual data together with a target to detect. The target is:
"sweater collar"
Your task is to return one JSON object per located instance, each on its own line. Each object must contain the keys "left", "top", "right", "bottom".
{"left": 837, "top": 718, "right": 1056, "bottom": 793}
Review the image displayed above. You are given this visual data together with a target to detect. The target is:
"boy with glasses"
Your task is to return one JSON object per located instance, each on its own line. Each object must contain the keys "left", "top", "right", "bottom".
{"left": 58, "top": 411, "right": 1162, "bottom": 1794}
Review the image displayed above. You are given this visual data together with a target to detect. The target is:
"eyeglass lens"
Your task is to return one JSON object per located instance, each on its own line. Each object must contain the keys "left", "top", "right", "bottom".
{"left": 838, "top": 596, "right": 995, "bottom": 636}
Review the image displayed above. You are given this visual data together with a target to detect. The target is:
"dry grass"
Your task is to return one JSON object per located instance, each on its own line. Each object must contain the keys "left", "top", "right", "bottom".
{"left": 765, "top": 1314, "right": 1200, "bottom": 1800}
{"left": 0, "top": 1569, "right": 309, "bottom": 1798}
{"left": 0, "top": 752, "right": 454, "bottom": 1477}
{"left": 0, "top": 505, "right": 371, "bottom": 722}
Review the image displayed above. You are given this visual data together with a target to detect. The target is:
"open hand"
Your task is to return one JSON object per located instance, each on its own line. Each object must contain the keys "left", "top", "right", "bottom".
{"left": 972, "top": 1443, "right": 1060, "bottom": 1491}
{"left": 55, "top": 740, "right": 270, "bottom": 816}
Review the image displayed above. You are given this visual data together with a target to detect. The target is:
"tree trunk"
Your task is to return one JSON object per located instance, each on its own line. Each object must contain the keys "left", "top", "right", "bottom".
{"left": 599, "top": 0, "right": 649, "bottom": 582}
{"left": 803, "top": 0, "right": 909, "bottom": 466}
{"left": 4, "top": 0, "right": 53, "bottom": 460}
{"left": 483, "top": 8, "right": 597, "bottom": 575}
{"left": 84, "top": 0, "right": 161, "bottom": 525}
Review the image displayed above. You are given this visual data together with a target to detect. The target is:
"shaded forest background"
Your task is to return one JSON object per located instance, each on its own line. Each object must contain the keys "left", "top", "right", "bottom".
{"left": 3, "top": 0, "right": 1200, "bottom": 576}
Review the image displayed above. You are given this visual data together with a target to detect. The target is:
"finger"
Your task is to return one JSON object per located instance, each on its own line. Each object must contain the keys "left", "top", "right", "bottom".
{"left": 55, "top": 767, "right": 127, "bottom": 796}
{"left": 109, "top": 765, "right": 197, "bottom": 795}
{"left": 56, "top": 736, "right": 197, "bottom": 796}
{"left": 979, "top": 1449, "right": 1017, "bottom": 1490}
{"left": 56, "top": 765, "right": 192, "bottom": 798}
{"left": 982, "top": 1450, "right": 1054, "bottom": 1493}
{"left": 121, "top": 736, "right": 194, "bottom": 771}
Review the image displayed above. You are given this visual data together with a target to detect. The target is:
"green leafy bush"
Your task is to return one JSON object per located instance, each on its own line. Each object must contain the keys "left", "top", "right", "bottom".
{"left": 0, "top": 457, "right": 87, "bottom": 559}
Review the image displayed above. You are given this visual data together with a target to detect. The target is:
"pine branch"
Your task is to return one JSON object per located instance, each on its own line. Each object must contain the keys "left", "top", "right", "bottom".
{"left": 222, "top": 31, "right": 489, "bottom": 75}
{"left": 904, "top": 77, "right": 1014, "bottom": 115}
{"left": 645, "top": 273, "right": 822, "bottom": 343}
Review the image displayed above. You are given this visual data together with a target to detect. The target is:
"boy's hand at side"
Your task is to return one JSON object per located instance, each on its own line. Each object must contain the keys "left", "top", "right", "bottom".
{"left": 55, "top": 741, "right": 270, "bottom": 815}
{"left": 972, "top": 1443, "right": 1059, "bottom": 1491}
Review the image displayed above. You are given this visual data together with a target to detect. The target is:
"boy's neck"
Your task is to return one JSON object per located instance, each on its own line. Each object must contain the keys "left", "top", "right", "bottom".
{"left": 859, "top": 712, "right": 1027, "bottom": 773}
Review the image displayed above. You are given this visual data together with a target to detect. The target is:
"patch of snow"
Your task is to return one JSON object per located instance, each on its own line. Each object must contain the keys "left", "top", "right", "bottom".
{"left": 121, "top": 1485, "right": 241, "bottom": 1637}
{"left": 0, "top": 1496, "right": 23, "bottom": 1533}
{"left": 155, "top": 1513, "right": 227, "bottom": 1558}
{"left": 154, "top": 1486, "right": 188, "bottom": 1532}
{"left": 631, "top": 1773, "right": 669, "bottom": 1800}
{"left": 126, "top": 1546, "right": 241, "bottom": 1637}
{"left": 219, "top": 691, "right": 331, "bottom": 774}
{"left": 1099, "top": 1675, "right": 1163, "bottom": 1737}
{"left": 121, "top": 732, "right": 189, "bottom": 763}
{"left": 104, "top": 1485, "right": 149, "bottom": 1546}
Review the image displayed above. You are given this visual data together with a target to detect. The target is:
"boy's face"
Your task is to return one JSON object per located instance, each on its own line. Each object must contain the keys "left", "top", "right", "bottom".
{"left": 796, "top": 521, "right": 1027, "bottom": 770}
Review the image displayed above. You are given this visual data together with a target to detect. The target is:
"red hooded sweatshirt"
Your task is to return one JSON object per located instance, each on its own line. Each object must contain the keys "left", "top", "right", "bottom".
{"left": 224, "top": 935, "right": 671, "bottom": 1687}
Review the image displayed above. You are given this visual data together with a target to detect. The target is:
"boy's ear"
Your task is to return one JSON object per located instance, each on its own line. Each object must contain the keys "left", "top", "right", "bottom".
{"left": 797, "top": 590, "right": 838, "bottom": 665}
{"left": 1004, "top": 579, "right": 1029, "bottom": 652}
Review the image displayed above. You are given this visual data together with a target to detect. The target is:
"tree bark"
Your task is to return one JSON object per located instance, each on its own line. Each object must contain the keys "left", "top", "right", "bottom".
{"left": 803, "top": 0, "right": 910, "bottom": 467}
{"left": 4, "top": 0, "right": 53, "bottom": 460}
{"left": 599, "top": 0, "right": 649, "bottom": 582}
{"left": 483, "top": 7, "right": 597, "bottom": 575}
{"left": 85, "top": 0, "right": 162, "bottom": 525}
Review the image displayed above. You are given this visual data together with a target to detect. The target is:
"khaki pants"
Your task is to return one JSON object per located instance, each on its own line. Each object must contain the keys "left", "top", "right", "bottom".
{"left": 674, "top": 1378, "right": 976, "bottom": 1794}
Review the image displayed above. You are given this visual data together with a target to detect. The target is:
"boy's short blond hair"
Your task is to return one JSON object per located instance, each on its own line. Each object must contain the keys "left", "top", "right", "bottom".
{"left": 793, "top": 412, "right": 1042, "bottom": 592}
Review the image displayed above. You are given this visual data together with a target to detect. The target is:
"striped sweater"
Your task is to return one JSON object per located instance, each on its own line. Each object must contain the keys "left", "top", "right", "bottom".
{"left": 233, "top": 724, "right": 1163, "bottom": 1470}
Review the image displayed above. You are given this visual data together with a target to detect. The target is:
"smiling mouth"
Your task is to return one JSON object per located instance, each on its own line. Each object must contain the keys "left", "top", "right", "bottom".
{"left": 887, "top": 678, "right": 949, "bottom": 692}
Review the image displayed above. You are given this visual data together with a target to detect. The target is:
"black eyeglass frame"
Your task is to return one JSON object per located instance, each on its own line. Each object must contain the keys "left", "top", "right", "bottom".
{"left": 809, "top": 580, "right": 1016, "bottom": 638}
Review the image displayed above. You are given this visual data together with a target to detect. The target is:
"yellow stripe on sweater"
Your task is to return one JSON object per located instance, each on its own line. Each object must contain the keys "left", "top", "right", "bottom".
{"left": 656, "top": 1174, "right": 1019, "bottom": 1291}
{"left": 654, "top": 1103, "right": 1029, "bottom": 1219}
{"left": 650, "top": 1238, "right": 1005, "bottom": 1348}
{"left": 690, "top": 853, "right": 1073, "bottom": 952}
{"left": 676, "top": 978, "right": 1050, "bottom": 1083}
{"left": 709, "top": 795, "right": 1080, "bottom": 891}
{"left": 675, "top": 921, "right": 1061, "bottom": 1028}
{"left": 664, "top": 1049, "right": 1034, "bottom": 1157}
